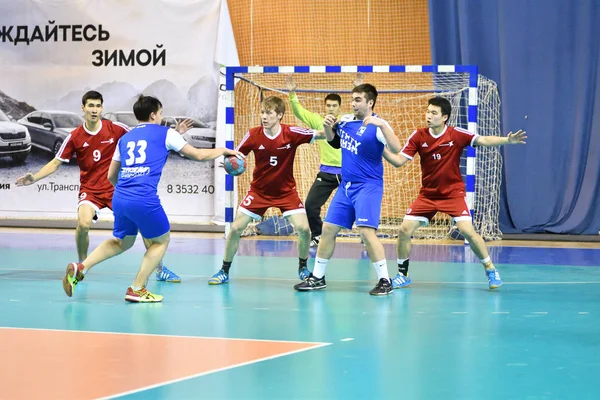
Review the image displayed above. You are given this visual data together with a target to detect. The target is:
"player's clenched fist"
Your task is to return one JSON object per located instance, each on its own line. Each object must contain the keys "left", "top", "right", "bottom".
{"left": 323, "top": 114, "right": 337, "bottom": 127}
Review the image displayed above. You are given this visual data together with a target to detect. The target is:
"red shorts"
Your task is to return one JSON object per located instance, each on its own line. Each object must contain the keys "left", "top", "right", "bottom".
{"left": 238, "top": 190, "right": 305, "bottom": 219}
{"left": 404, "top": 195, "right": 471, "bottom": 225}
{"left": 78, "top": 190, "right": 113, "bottom": 213}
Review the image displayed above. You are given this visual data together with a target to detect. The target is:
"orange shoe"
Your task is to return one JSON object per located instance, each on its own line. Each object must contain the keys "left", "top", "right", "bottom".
{"left": 62, "top": 262, "right": 85, "bottom": 297}
{"left": 125, "top": 287, "right": 164, "bottom": 303}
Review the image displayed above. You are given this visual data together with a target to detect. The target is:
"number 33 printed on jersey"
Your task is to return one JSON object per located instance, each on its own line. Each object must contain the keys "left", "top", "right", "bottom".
{"left": 125, "top": 140, "right": 147, "bottom": 165}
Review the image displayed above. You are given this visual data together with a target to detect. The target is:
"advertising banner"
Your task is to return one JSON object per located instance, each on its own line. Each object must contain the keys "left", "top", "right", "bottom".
{"left": 0, "top": 0, "right": 231, "bottom": 226}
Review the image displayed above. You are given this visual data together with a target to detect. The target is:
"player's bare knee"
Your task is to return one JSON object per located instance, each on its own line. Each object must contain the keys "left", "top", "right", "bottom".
{"left": 76, "top": 219, "right": 92, "bottom": 232}
{"left": 358, "top": 227, "right": 377, "bottom": 243}
{"left": 321, "top": 223, "right": 338, "bottom": 239}
{"left": 457, "top": 222, "right": 478, "bottom": 241}
{"left": 295, "top": 222, "right": 310, "bottom": 237}
{"left": 462, "top": 229, "right": 481, "bottom": 243}
{"left": 229, "top": 222, "right": 246, "bottom": 237}
{"left": 398, "top": 223, "right": 414, "bottom": 240}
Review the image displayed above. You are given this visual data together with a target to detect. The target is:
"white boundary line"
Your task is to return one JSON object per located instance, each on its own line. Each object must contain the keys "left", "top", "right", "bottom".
{"left": 0, "top": 326, "right": 331, "bottom": 345}
{"left": 97, "top": 342, "right": 330, "bottom": 399}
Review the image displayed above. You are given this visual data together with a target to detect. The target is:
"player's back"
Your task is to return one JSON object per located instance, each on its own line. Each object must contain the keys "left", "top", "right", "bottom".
{"left": 336, "top": 114, "right": 386, "bottom": 184}
{"left": 114, "top": 123, "right": 171, "bottom": 201}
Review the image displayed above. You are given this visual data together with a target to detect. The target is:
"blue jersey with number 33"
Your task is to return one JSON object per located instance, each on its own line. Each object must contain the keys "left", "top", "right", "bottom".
{"left": 113, "top": 123, "right": 186, "bottom": 201}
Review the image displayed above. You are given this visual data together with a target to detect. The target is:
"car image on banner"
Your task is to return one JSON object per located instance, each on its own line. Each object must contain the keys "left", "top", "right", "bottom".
{"left": 18, "top": 111, "right": 83, "bottom": 158}
{"left": 103, "top": 111, "right": 139, "bottom": 128}
{"left": 0, "top": 109, "right": 31, "bottom": 164}
{"left": 161, "top": 116, "right": 216, "bottom": 149}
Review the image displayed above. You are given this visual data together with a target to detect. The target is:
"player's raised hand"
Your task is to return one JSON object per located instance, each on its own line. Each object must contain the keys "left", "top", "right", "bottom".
{"left": 507, "top": 130, "right": 527, "bottom": 144}
{"left": 175, "top": 119, "right": 194, "bottom": 134}
{"left": 285, "top": 75, "right": 298, "bottom": 92}
{"left": 323, "top": 114, "right": 337, "bottom": 127}
{"left": 362, "top": 115, "right": 384, "bottom": 127}
{"left": 352, "top": 72, "right": 365, "bottom": 87}
{"left": 15, "top": 173, "right": 35, "bottom": 186}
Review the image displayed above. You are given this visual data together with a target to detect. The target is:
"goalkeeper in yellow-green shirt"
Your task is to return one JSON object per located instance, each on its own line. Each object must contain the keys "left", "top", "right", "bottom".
{"left": 285, "top": 75, "right": 362, "bottom": 247}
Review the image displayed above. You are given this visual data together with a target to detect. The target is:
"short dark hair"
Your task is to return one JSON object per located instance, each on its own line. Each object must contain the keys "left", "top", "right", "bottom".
{"left": 428, "top": 97, "right": 452, "bottom": 122}
{"left": 82, "top": 90, "right": 103, "bottom": 106}
{"left": 352, "top": 84, "right": 378, "bottom": 109}
{"left": 324, "top": 93, "right": 342, "bottom": 105}
{"left": 133, "top": 95, "right": 163, "bottom": 121}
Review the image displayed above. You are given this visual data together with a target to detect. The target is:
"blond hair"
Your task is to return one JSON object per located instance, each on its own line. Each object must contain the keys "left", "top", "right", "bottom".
{"left": 261, "top": 96, "right": 286, "bottom": 116}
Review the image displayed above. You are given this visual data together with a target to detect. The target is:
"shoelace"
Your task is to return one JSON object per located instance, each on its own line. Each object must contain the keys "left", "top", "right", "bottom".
{"left": 308, "top": 277, "right": 321, "bottom": 286}
{"left": 214, "top": 271, "right": 227, "bottom": 281}
{"left": 136, "top": 288, "right": 156, "bottom": 299}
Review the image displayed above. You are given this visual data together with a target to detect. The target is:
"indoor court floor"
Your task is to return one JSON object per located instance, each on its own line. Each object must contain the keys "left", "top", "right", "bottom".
{"left": 1, "top": 228, "right": 599, "bottom": 400}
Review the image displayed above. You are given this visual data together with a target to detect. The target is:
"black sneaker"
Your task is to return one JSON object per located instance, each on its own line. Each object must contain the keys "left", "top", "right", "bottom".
{"left": 369, "top": 278, "right": 393, "bottom": 296}
{"left": 294, "top": 274, "right": 326, "bottom": 291}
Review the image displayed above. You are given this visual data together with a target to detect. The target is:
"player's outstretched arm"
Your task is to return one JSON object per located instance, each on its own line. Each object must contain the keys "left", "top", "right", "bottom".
{"left": 15, "top": 158, "right": 62, "bottom": 186}
{"left": 179, "top": 144, "right": 245, "bottom": 162}
{"left": 383, "top": 148, "right": 410, "bottom": 168}
{"left": 476, "top": 130, "right": 527, "bottom": 147}
{"left": 286, "top": 76, "right": 323, "bottom": 129}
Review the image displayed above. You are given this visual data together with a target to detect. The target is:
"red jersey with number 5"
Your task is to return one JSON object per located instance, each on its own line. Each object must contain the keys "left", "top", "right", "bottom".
{"left": 56, "top": 120, "right": 129, "bottom": 194}
{"left": 237, "top": 124, "right": 316, "bottom": 197}
{"left": 400, "top": 125, "right": 479, "bottom": 199}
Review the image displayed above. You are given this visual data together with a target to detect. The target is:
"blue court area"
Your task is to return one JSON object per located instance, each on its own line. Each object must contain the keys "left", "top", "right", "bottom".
{"left": 1, "top": 229, "right": 600, "bottom": 399}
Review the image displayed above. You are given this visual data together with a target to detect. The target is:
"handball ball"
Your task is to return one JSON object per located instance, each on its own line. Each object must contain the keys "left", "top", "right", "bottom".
{"left": 224, "top": 155, "right": 246, "bottom": 176}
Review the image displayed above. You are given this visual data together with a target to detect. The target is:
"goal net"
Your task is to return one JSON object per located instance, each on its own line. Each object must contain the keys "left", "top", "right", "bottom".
{"left": 224, "top": 66, "right": 503, "bottom": 240}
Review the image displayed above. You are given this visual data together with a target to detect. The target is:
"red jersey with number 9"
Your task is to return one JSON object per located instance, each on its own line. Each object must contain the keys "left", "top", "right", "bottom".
{"left": 56, "top": 120, "right": 129, "bottom": 194}
{"left": 237, "top": 124, "right": 316, "bottom": 197}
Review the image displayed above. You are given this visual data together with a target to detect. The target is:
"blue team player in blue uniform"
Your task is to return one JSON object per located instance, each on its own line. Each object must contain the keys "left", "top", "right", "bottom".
{"left": 62, "top": 95, "right": 243, "bottom": 302}
{"left": 294, "top": 84, "right": 403, "bottom": 296}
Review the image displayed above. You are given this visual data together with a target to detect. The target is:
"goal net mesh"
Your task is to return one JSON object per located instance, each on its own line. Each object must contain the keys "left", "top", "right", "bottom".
{"left": 231, "top": 71, "right": 502, "bottom": 240}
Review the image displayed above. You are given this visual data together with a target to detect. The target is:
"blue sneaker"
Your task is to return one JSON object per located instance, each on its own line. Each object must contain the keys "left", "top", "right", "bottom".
{"left": 391, "top": 273, "right": 412, "bottom": 289}
{"left": 155, "top": 265, "right": 181, "bottom": 283}
{"left": 486, "top": 268, "right": 502, "bottom": 289}
{"left": 298, "top": 267, "right": 311, "bottom": 281}
{"left": 208, "top": 269, "right": 229, "bottom": 285}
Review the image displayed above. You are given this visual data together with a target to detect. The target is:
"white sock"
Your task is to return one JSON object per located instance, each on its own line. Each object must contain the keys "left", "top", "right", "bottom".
{"left": 373, "top": 259, "right": 389, "bottom": 280}
{"left": 480, "top": 256, "right": 493, "bottom": 268}
{"left": 397, "top": 258, "right": 407, "bottom": 264}
{"left": 131, "top": 285, "right": 142, "bottom": 291}
{"left": 313, "top": 257, "right": 329, "bottom": 279}
{"left": 156, "top": 261, "right": 164, "bottom": 270}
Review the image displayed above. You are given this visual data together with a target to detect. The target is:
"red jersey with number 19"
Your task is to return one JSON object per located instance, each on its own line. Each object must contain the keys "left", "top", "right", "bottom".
{"left": 56, "top": 120, "right": 129, "bottom": 194}
{"left": 237, "top": 124, "right": 316, "bottom": 197}
{"left": 400, "top": 125, "right": 479, "bottom": 199}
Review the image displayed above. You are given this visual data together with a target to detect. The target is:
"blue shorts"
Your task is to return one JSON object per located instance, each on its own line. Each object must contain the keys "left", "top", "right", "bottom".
{"left": 112, "top": 196, "right": 170, "bottom": 239}
{"left": 324, "top": 181, "right": 383, "bottom": 230}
